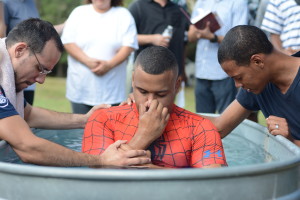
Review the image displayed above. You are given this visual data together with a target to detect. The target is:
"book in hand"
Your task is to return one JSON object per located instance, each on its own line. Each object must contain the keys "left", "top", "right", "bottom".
{"left": 190, "top": 9, "right": 222, "bottom": 33}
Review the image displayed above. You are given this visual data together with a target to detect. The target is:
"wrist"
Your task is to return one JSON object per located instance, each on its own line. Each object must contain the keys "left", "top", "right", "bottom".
{"left": 129, "top": 130, "right": 153, "bottom": 149}
{"left": 210, "top": 34, "right": 218, "bottom": 43}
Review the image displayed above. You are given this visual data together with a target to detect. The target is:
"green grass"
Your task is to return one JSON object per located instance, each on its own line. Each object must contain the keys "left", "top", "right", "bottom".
{"left": 34, "top": 77, "right": 71, "bottom": 113}
{"left": 34, "top": 77, "right": 266, "bottom": 126}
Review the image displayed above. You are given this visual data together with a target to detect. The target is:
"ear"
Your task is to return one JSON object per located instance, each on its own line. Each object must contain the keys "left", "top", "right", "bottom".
{"left": 14, "top": 43, "right": 28, "bottom": 58}
{"left": 250, "top": 54, "right": 264, "bottom": 69}
{"left": 175, "top": 76, "right": 182, "bottom": 94}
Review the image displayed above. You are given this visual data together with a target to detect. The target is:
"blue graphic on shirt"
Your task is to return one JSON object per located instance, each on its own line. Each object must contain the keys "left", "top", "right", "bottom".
{"left": 204, "top": 150, "right": 222, "bottom": 158}
{"left": 0, "top": 91, "right": 8, "bottom": 108}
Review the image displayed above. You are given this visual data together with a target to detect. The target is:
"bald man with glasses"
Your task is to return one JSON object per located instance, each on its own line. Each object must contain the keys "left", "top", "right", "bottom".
{"left": 0, "top": 18, "right": 151, "bottom": 167}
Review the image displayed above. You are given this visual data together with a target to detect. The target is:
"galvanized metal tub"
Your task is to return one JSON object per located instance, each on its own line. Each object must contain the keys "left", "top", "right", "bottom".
{"left": 0, "top": 119, "right": 299, "bottom": 200}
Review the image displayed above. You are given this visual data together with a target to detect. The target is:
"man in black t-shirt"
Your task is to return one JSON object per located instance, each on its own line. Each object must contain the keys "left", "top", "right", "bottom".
{"left": 128, "top": 0, "right": 189, "bottom": 77}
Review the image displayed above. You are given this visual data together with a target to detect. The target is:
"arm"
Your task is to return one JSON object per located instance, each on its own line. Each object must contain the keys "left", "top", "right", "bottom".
{"left": 188, "top": 23, "right": 224, "bottom": 43}
{"left": 191, "top": 118, "right": 227, "bottom": 168}
{"left": 24, "top": 103, "right": 110, "bottom": 129}
{"left": 127, "top": 100, "right": 169, "bottom": 150}
{"left": 0, "top": 2, "right": 6, "bottom": 38}
{"left": 0, "top": 115, "right": 149, "bottom": 167}
{"left": 54, "top": 22, "right": 65, "bottom": 36}
{"left": 265, "top": 115, "right": 300, "bottom": 147}
{"left": 269, "top": 34, "right": 297, "bottom": 55}
{"left": 64, "top": 43, "right": 101, "bottom": 70}
{"left": 137, "top": 34, "right": 170, "bottom": 47}
{"left": 92, "top": 46, "right": 134, "bottom": 76}
{"left": 270, "top": 34, "right": 284, "bottom": 52}
{"left": 203, "top": 100, "right": 252, "bottom": 138}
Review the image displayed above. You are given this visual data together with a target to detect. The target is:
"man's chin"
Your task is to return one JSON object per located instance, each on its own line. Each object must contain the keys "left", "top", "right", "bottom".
{"left": 16, "top": 85, "right": 28, "bottom": 93}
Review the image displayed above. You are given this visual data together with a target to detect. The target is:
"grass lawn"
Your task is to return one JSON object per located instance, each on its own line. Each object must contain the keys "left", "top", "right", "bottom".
{"left": 34, "top": 77, "right": 71, "bottom": 113}
{"left": 34, "top": 77, "right": 266, "bottom": 126}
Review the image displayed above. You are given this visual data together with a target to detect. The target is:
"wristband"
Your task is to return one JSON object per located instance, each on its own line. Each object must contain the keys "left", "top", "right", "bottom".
{"left": 210, "top": 34, "right": 218, "bottom": 43}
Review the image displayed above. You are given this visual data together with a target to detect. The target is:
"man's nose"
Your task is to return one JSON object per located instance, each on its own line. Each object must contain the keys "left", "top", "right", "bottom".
{"left": 35, "top": 74, "right": 46, "bottom": 84}
{"left": 147, "top": 94, "right": 155, "bottom": 101}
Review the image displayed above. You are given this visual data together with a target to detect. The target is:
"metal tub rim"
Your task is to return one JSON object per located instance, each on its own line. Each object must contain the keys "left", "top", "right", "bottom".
{"left": 0, "top": 156, "right": 299, "bottom": 181}
{"left": 0, "top": 118, "right": 299, "bottom": 181}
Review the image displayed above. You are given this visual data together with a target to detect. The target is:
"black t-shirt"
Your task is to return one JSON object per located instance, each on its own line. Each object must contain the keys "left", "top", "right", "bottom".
{"left": 129, "top": 0, "right": 190, "bottom": 75}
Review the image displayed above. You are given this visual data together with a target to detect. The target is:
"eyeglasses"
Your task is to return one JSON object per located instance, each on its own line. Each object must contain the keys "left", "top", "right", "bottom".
{"left": 29, "top": 47, "right": 52, "bottom": 75}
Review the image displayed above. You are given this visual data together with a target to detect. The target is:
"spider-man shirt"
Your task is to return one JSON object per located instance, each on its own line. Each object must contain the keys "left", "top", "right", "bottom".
{"left": 82, "top": 104, "right": 227, "bottom": 168}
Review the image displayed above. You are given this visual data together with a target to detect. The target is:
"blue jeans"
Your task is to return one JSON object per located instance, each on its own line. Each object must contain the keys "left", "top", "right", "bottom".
{"left": 71, "top": 102, "right": 93, "bottom": 114}
{"left": 195, "top": 78, "right": 237, "bottom": 113}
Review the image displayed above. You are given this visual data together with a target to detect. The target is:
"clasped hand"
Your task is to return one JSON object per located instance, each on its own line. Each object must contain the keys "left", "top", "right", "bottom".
{"left": 266, "top": 115, "right": 290, "bottom": 138}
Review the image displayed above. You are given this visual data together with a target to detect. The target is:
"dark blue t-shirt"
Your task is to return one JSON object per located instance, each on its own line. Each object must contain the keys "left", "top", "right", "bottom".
{"left": 0, "top": 86, "right": 19, "bottom": 119}
{"left": 237, "top": 67, "right": 300, "bottom": 140}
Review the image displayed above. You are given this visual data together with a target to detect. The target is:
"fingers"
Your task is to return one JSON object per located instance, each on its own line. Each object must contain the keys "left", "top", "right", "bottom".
{"left": 110, "top": 140, "right": 128, "bottom": 148}
{"left": 123, "top": 150, "right": 151, "bottom": 166}
{"left": 95, "top": 104, "right": 111, "bottom": 110}
{"left": 139, "top": 103, "right": 147, "bottom": 116}
{"left": 266, "top": 115, "right": 289, "bottom": 137}
{"left": 125, "top": 157, "right": 151, "bottom": 166}
{"left": 125, "top": 149, "right": 147, "bottom": 158}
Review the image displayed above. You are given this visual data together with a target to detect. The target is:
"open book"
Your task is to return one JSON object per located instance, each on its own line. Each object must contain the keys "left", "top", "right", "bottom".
{"left": 180, "top": 8, "right": 222, "bottom": 33}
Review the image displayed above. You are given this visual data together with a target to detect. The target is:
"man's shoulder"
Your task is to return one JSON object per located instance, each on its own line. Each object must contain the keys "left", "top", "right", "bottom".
{"left": 91, "top": 104, "right": 135, "bottom": 120}
{"left": 172, "top": 105, "right": 206, "bottom": 122}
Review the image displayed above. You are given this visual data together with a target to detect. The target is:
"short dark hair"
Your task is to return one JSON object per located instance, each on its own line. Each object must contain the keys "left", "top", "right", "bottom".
{"left": 6, "top": 18, "right": 64, "bottom": 54}
{"left": 134, "top": 46, "right": 178, "bottom": 76}
{"left": 218, "top": 25, "right": 273, "bottom": 66}
{"left": 84, "top": 0, "right": 123, "bottom": 7}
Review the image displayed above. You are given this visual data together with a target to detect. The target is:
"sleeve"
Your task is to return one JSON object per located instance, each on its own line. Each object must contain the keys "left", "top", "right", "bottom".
{"left": 236, "top": 88, "right": 260, "bottom": 111}
{"left": 191, "top": 1, "right": 201, "bottom": 19}
{"left": 191, "top": 118, "right": 227, "bottom": 168}
{"left": 82, "top": 109, "right": 115, "bottom": 155}
{"left": 128, "top": 2, "right": 140, "bottom": 31}
{"left": 261, "top": 0, "right": 282, "bottom": 34}
{"left": 3, "top": 1, "right": 9, "bottom": 27}
{"left": 232, "top": 0, "right": 248, "bottom": 26}
{"left": 61, "top": 6, "right": 81, "bottom": 45}
{"left": 119, "top": 9, "right": 138, "bottom": 49}
{"left": 0, "top": 88, "right": 19, "bottom": 119}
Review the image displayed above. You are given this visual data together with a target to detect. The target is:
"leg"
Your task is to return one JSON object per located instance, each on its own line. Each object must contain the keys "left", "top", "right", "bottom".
{"left": 71, "top": 102, "right": 93, "bottom": 114}
{"left": 213, "top": 78, "right": 237, "bottom": 113}
{"left": 195, "top": 78, "right": 215, "bottom": 113}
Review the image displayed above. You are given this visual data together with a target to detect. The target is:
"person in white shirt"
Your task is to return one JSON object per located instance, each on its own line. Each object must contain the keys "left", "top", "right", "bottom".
{"left": 61, "top": 0, "right": 138, "bottom": 114}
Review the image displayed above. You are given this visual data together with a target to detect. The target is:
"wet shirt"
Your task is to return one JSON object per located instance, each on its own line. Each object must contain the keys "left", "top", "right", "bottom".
{"left": 236, "top": 67, "right": 300, "bottom": 140}
{"left": 0, "top": 86, "right": 19, "bottom": 119}
{"left": 82, "top": 104, "right": 227, "bottom": 168}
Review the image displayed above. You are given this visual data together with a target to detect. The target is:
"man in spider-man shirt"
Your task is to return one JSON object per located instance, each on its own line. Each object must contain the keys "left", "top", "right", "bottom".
{"left": 82, "top": 46, "right": 227, "bottom": 168}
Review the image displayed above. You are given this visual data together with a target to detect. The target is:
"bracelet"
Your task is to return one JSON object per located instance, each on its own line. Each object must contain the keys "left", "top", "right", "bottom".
{"left": 210, "top": 34, "right": 218, "bottom": 43}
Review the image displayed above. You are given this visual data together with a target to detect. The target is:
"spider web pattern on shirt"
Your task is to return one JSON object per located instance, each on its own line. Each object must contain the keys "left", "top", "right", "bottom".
{"left": 82, "top": 104, "right": 227, "bottom": 168}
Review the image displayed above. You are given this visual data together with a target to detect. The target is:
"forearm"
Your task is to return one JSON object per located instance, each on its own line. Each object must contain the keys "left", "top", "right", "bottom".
{"left": 64, "top": 43, "right": 91, "bottom": 68}
{"left": 1, "top": 116, "right": 102, "bottom": 167}
{"left": 138, "top": 34, "right": 155, "bottom": 46}
{"left": 25, "top": 105, "right": 86, "bottom": 129}
{"left": 16, "top": 137, "right": 102, "bottom": 167}
{"left": 188, "top": 25, "right": 199, "bottom": 42}
{"left": 270, "top": 34, "right": 284, "bottom": 52}
{"left": 202, "top": 100, "right": 251, "bottom": 138}
{"left": 108, "top": 46, "right": 134, "bottom": 68}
